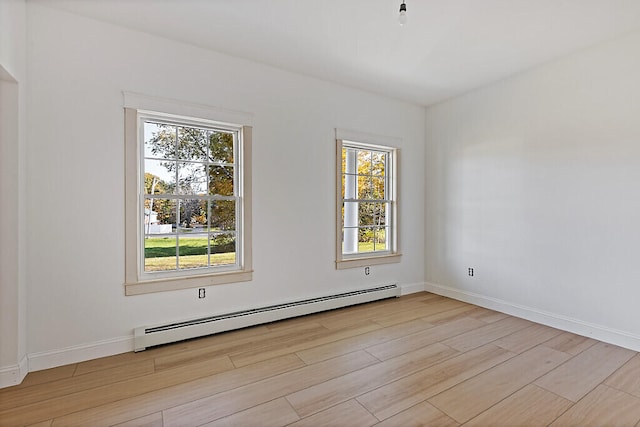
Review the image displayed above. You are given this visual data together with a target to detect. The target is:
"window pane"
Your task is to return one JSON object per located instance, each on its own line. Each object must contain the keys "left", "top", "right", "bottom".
{"left": 178, "top": 199, "right": 206, "bottom": 230}
{"left": 144, "top": 235, "right": 177, "bottom": 272}
{"left": 342, "top": 227, "right": 358, "bottom": 254}
{"left": 178, "top": 232, "right": 209, "bottom": 270}
{"left": 144, "top": 122, "right": 176, "bottom": 160}
{"left": 373, "top": 227, "right": 388, "bottom": 251}
{"left": 372, "top": 151, "right": 386, "bottom": 176}
{"left": 144, "top": 196, "right": 178, "bottom": 271}
{"left": 358, "top": 228, "right": 375, "bottom": 253}
{"left": 343, "top": 201, "right": 358, "bottom": 228}
{"left": 210, "top": 233, "right": 236, "bottom": 266}
{"left": 144, "top": 160, "right": 175, "bottom": 195}
{"left": 357, "top": 150, "right": 372, "bottom": 175}
{"left": 209, "top": 131, "right": 234, "bottom": 163}
{"left": 209, "top": 165, "right": 234, "bottom": 196}
{"left": 177, "top": 126, "right": 208, "bottom": 162}
{"left": 358, "top": 202, "right": 376, "bottom": 226}
{"left": 144, "top": 198, "right": 176, "bottom": 236}
{"left": 358, "top": 202, "right": 386, "bottom": 227}
{"left": 211, "top": 200, "right": 236, "bottom": 231}
{"left": 178, "top": 162, "right": 207, "bottom": 195}
{"left": 358, "top": 176, "right": 372, "bottom": 200}
{"left": 343, "top": 173, "right": 357, "bottom": 199}
{"left": 371, "top": 176, "right": 385, "bottom": 200}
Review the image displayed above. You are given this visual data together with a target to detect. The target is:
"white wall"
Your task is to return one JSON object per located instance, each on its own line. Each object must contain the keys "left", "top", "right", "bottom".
{"left": 24, "top": 4, "right": 426, "bottom": 369}
{"left": 0, "top": 0, "right": 28, "bottom": 387}
{"left": 425, "top": 31, "right": 640, "bottom": 349}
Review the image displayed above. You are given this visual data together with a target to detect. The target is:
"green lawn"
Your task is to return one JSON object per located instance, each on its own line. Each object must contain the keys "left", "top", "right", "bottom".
{"left": 144, "top": 237, "right": 235, "bottom": 271}
{"left": 345, "top": 242, "right": 388, "bottom": 253}
{"left": 145, "top": 253, "right": 236, "bottom": 271}
{"left": 144, "top": 237, "right": 387, "bottom": 271}
{"left": 144, "top": 237, "right": 210, "bottom": 258}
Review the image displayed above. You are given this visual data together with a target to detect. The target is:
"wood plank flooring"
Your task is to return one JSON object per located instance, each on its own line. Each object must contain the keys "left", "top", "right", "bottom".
{"left": 1, "top": 292, "right": 639, "bottom": 426}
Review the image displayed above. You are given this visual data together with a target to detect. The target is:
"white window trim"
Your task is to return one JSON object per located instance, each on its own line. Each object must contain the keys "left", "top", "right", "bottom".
{"left": 335, "top": 129, "right": 401, "bottom": 270}
{"left": 124, "top": 94, "right": 253, "bottom": 295}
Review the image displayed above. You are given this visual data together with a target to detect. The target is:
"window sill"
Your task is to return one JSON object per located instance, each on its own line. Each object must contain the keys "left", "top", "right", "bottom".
{"left": 125, "top": 270, "right": 253, "bottom": 295}
{"left": 335, "top": 253, "right": 402, "bottom": 270}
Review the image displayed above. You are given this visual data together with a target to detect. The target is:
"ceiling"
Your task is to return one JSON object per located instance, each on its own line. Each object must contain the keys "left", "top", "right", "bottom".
{"left": 34, "top": 0, "right": 640, "bottom": 106}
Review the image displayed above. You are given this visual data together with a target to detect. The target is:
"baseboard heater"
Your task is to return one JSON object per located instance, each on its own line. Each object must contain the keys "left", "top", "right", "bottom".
{"left": 134, "top": 284, "right": 400, "bottom": 351}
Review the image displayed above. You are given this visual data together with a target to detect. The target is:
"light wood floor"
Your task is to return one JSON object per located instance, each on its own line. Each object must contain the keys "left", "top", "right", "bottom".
{"left": 2, "top": 292, "right": 640, "bottom": 427}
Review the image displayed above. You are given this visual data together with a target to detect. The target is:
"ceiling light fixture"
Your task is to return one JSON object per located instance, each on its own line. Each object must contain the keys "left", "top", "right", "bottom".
{"left": 398, "top": 1, "right": 407, "bottom": 26}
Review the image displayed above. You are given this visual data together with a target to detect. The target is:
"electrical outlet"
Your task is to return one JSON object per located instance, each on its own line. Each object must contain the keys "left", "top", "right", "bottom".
{"left": 198, "top": 288, "right": 206, "bottom": 298}
{"left": 468, "top": 268, "right": 474, "bottom": 277}
{"left": 364, "top": 266, "right": 370, "bottom": 275}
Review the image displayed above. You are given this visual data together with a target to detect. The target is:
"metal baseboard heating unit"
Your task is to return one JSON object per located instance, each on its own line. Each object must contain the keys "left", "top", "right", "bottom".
{"left": 134, "top": 284, "right": 400, "bottom": 351}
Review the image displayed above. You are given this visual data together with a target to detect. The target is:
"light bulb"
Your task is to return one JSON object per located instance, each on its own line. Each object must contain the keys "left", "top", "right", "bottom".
{"left": 398, "top": 10, "right": 407, "bottom": 25}
{"left": 398, "top": 2, "right": 407, "bottom": 25}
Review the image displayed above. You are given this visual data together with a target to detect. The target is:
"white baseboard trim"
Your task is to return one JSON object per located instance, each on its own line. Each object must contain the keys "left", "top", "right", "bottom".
{"left": 23, "top": 280, "right": 617, "bottom": 386}
{"left": 0, "top": 355, "right": 28, "bottom": 388}
{"left": 16, "top": 284, "right": 422, "bottom": 377}
{"left": 400, "top": 282, "right": 426, "bottom": 296}
{"left": 28, "top": 335, "right": 134, "bottom": 373}
{"left": 424, "top": 282, "right": 640, "bottom": 352}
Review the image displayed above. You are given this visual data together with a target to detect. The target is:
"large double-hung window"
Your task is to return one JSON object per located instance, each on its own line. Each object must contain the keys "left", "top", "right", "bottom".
{"left": 140, "top": 115, "right": 241, "bottom": 271}
{"left": 336, "top": 131, "right": 401, "bottom": 269}
{"left": 125, "top": 99, "right": 252, "bottom": 295}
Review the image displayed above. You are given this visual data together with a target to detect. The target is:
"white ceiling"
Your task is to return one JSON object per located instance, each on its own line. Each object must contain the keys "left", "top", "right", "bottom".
{"left": 34, "top": 0, "right": 640, "bottom": 106}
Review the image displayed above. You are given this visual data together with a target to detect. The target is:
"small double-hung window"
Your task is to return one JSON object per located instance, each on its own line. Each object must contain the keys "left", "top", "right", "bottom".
{"left": 336, "top": 133, "right": 401, "bottom": 269}
{"left": 125, "top": 105, "right": 252, "bottom": 295}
